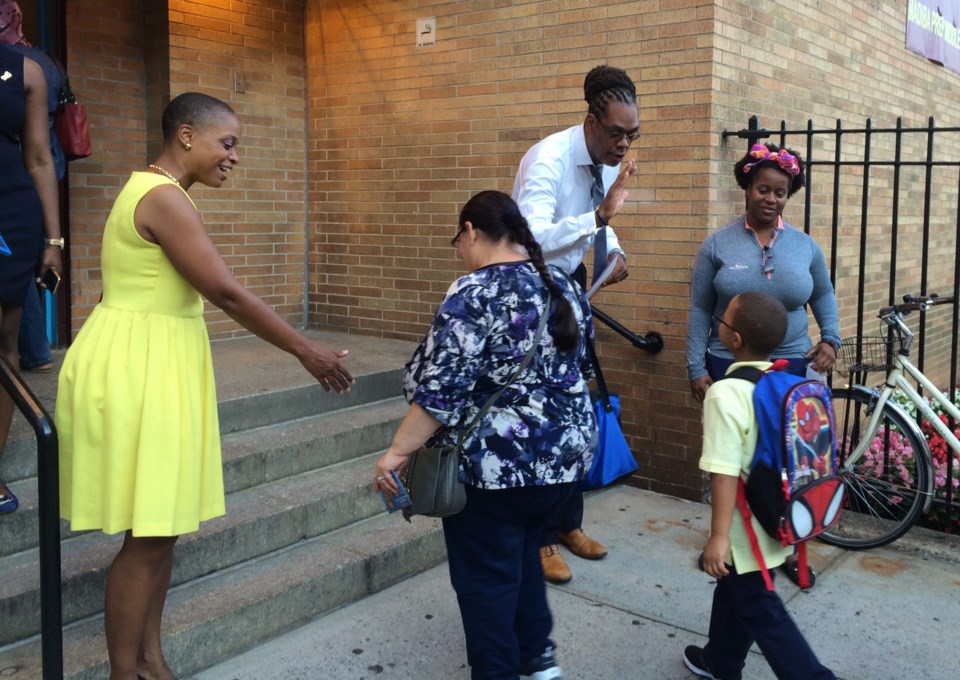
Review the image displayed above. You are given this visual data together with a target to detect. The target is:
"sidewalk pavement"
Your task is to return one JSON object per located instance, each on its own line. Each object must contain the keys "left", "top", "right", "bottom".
{"left": 190, "top": 485, "right": 959, "bottom": 680}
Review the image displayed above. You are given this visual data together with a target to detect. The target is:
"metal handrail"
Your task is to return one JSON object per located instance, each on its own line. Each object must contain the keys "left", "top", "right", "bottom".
{"left": 0, "top": 356, "right": 63, "bottom": 680}
{"left": 591, "top": 306, "right": 663, "bottom": 354}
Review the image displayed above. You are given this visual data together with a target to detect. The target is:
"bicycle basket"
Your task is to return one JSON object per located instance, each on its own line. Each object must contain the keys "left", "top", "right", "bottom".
{"left": 837, "top": 337, "right": 894, "bottom": 375}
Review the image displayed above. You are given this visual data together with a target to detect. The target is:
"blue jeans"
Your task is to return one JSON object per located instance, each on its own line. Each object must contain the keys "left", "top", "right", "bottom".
{"left": 18, "top": 285, "right": 52, "bottom": 368}
{"left": 702, "top": 567, "right": 835, "bottom": 680}
{"left": 443, "top": 483, "right": 575, "bottom": 680}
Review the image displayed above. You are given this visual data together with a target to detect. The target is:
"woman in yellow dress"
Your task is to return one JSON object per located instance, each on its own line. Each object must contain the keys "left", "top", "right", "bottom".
{"left": 56, "top": 92, "right": 354, "bottom": 680}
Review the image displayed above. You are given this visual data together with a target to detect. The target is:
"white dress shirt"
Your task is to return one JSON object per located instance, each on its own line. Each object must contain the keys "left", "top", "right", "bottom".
{"left": 512, "top": 124, "right": 623, "bottom": 275}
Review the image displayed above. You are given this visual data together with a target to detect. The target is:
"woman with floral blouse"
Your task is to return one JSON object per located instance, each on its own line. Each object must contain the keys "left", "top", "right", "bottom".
{"left": 374, "top": 190, "right": 596, "bottom": 680}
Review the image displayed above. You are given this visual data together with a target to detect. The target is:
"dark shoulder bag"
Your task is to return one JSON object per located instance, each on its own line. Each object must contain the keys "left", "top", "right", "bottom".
{"left": 402, "top": 293, "right": 551, "bottom": 521}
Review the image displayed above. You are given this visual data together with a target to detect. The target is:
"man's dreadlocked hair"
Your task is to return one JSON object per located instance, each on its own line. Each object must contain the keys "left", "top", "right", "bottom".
{"left": 584, "top": 65, "right": 637, "bottom": 120}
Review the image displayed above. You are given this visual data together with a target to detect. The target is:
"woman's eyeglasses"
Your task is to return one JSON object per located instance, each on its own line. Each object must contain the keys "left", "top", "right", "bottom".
{"left": 451, "top": 226, "right": 466, "bottom": 247}
{"left": 713, "top": 314, "right": 740, "bottom": 335}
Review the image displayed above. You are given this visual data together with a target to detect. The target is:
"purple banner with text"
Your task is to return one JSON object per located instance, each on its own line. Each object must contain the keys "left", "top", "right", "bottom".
{"left": 906, "top": 0, "right": 960, "bottom": 73}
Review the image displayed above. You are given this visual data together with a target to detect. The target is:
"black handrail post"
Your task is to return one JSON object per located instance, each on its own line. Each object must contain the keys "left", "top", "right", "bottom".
{"left": 0, "top": 357, "right": 63, "bottom": 680}
{"left": 590, "top": 306, "right": 663, "bottom": 354}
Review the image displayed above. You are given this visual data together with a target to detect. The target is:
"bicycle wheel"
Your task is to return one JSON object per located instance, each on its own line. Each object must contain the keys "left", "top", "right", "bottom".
{"left": 820, "top": 387, "right": 933, "bottom": 549}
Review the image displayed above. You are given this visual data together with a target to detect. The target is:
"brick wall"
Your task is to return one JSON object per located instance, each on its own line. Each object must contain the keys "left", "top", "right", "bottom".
{"left": 66, "top": 0, "right": 308, "bottom": 339}
{"left": 62, "top": 0, "right": 960, "bottom": 500}
{"left": 64, "top": 0, "right": 148, "bottom": 325}
{"left": 305, "top": 0, "right": 960, "bottom": 500}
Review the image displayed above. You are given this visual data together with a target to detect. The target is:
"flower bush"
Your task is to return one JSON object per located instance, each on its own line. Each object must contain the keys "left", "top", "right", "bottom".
{"left": 890, "top": 388, "right": 960, "bottom": 533}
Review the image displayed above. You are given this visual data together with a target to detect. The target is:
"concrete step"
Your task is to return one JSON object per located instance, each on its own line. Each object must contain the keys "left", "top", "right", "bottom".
{"left": 0, "top": 397, "right": 408, "bottom": 561}
{"left": 0, "top": 444, "right": 416, "bottom": 646}
{"left": 0, "top": 330, "right": 423, "bottom": 674}
{"left": 0, "top": 329, "right": 416, "bottom": 483}
{"left": 0, "top": 511, "right": 446, "bottom": 680}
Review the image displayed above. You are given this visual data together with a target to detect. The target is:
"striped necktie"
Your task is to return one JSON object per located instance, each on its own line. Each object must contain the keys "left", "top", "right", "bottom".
{"left": 589, "top": 165, "right": 607, "bottom": 284}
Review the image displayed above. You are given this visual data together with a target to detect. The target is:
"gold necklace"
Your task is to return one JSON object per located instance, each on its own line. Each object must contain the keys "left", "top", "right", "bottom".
{"left": 148, "top": 164, "right": 180, "bottom": 186}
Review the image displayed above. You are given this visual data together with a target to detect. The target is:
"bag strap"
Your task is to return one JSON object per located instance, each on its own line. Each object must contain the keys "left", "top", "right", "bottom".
{"left": 554, "top": 268, "right": 611, "bottom": 409}
{"left": 454, "top": 291, "right": 552, "bottom": 448}
{"left": 586, "top": 334, "right": 612, "bottom": 409}
{"left": 736, "top": 477, "right": 775, "bottom": 592}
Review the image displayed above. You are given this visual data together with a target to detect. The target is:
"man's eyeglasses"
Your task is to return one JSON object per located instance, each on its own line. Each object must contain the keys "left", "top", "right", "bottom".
{"left": 713, "top": 314, "right": 740, "bottom": 336}
{"left": 599, "top": 120, "right": 640, "bottom": 144}
{"left": 451, "top": 226, "right": 466, "bottom": 247}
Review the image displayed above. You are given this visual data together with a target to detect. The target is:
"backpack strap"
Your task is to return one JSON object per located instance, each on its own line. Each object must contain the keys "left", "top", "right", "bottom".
{"left": 795, "top": 543, "right": 811, "bottom": 589}
{"left": 723, "top": 358, "right": 791, "bottom": 384}
{"left": 726, "top": 362, "right": 786, "bottom": 594}
{"left": 724, "top": 365, "right": 763, "bottom": 384}
{"left": 736, "top": 477, "right": 775, "bottom": 592}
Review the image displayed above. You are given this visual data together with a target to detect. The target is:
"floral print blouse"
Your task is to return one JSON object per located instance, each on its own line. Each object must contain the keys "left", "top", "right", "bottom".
{"left": 404, "top": 260, "right": 597, "bottom": 489}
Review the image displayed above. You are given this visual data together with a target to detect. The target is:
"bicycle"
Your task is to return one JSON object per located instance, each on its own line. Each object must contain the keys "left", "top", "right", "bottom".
{"left": 820, "top": 293, "right": 958, "bottom": 550}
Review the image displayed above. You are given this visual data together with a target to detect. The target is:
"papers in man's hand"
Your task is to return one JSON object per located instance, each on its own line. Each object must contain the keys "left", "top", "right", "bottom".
{"left": 586, "top": 257, "right": 619, "bottom": 300}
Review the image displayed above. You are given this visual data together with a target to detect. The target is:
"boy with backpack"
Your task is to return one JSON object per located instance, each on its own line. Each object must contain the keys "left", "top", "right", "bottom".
{"left": 684, "top": 291, "right": 836, "bottom": 680}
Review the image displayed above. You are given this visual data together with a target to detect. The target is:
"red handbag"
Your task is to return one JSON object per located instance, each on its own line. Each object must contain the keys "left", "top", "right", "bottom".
{"left": 54, "top": 76, "right": 91, "bottom": 161}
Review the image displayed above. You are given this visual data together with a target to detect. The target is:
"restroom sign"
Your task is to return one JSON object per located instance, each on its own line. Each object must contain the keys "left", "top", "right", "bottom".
{"left": 417, "top": 17, "right": 436, "bottom": 49}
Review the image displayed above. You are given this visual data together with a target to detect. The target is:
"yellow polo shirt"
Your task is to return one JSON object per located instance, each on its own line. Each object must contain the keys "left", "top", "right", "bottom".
{"left": 699, "top": 361, "right": 793, "bottom": 574}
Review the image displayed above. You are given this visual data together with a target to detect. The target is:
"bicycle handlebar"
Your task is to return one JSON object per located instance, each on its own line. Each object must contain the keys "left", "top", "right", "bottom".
{"left": 878, "top": 293, "right": 956, "bottom": 318}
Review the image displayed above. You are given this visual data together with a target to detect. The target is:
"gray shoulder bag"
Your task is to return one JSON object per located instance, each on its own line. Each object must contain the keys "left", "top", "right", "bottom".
{"left": 402, "top": 293, "right": 551, "bottom": 521}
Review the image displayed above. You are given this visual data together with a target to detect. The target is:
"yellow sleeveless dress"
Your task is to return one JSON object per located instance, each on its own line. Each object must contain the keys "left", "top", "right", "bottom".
{"left": 57, "top": 172, "right": 225, "bottom": 536}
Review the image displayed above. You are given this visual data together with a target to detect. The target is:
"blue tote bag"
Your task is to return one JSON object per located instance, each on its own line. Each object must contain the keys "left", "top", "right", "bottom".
{"left": 580, "top": 337, "right": 638, "bottom": 491}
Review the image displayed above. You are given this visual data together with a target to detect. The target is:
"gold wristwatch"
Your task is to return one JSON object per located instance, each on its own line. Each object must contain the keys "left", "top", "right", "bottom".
{"left": 45, "top": 237, "right": 65, "bottom": 249}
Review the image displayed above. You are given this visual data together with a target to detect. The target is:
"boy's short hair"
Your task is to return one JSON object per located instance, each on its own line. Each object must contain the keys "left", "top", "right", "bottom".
{"left": 730, "top": 292, "right": 788, "bottom": 356}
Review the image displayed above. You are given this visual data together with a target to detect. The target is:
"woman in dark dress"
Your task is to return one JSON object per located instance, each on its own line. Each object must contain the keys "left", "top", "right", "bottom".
{"left": 0, "top": 41, "right": 63, "bottom": 512}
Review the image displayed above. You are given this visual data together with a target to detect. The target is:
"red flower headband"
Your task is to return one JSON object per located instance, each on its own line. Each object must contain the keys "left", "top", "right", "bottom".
{"left": 743, "top": 144, "right": 800, "bottom": 176}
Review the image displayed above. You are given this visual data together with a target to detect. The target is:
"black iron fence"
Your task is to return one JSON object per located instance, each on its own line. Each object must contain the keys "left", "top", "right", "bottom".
{"left": 725, "top": 115, "right": 960, "bottom": 529}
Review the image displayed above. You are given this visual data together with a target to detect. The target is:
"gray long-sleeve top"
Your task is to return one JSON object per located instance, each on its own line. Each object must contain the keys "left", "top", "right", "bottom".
{"left": 686, "top": 215, "right": 841, "bottom": 381}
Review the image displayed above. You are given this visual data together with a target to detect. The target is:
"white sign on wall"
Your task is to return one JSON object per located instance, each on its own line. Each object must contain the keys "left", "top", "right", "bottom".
{"left": 417, "top": 17, "right": 436, "bottom": 49}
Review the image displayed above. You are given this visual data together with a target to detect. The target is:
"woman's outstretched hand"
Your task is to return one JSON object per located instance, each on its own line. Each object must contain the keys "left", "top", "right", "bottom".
{"left": 300, "top": 342, "right": 354, "bottom": 392}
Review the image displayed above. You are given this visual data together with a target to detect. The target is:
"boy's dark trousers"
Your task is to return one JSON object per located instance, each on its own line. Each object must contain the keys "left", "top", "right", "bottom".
{"left": 702, "top": 566, "right": 836, "bottom": 680}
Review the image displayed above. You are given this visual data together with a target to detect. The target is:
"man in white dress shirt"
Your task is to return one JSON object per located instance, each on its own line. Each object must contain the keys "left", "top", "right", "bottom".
{"left": 512, "top": 64, "right": 640, "bottom": 584}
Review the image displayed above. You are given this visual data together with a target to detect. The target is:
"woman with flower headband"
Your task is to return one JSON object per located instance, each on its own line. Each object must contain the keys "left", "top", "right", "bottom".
{"left": 685, "top": 143, "right": 841, "bottom": 588}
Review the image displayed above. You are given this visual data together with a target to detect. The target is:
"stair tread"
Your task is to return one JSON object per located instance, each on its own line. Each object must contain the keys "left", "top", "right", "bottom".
{"left": 0, "top": 330, "right": 425, "bottom": 673}
{"left": 219, "top": 395, "right": 406, "bottom": 461}
{"left": 0, "top": 451, "right": 392, "bottom": 597}
{"left": 0, "top": 512, "right": 445, "bottom": 679}
{"left": 0, "top": 397, "right": 408, "bottom": 560}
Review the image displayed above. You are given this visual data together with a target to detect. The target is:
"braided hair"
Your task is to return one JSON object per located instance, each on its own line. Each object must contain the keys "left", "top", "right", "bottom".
{"left": 733, "top": 142, "right": 806, "bottom": 198}
{"left": 459, "top": 191, "right": 579, "bottom": 353}
{"left": 584, "top": 65, "right": 637, "bottom": 121}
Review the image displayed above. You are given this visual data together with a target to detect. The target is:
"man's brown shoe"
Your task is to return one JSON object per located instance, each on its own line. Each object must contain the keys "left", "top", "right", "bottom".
{"left": 557, "top": 528, "right": 608, "bottom": 560}
{"left": 540, "top": 545, "right": 572, "bottom": 583}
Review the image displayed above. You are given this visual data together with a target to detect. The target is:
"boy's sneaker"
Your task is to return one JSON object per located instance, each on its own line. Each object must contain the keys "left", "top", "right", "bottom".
{"left": 683, "top": 646, "right": 717, "bottom": 678}
{"left": 519, "top": 645, "right": 563, "bottom": 680}
{"left": 683, "top": 645, "right": 741, "bottom": 680}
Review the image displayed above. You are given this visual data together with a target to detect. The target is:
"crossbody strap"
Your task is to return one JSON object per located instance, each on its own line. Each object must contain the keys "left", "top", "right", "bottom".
{"left": 454, "top": 291, "right": 552, "bottom": 448}
{"left": 555, "top": 269, "right": 609, "bottom": 407}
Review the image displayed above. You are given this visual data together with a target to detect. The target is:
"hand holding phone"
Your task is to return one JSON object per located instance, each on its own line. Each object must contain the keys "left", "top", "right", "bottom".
{"left": 38, "top": 268, "right": 61, "bottom": 296}
{"left": 379, "top": 471, "right": 412, "bottom": 513}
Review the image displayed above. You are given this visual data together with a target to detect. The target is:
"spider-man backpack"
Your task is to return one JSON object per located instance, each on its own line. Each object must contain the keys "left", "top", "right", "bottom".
{"left": 727, "top": 363, "right": 846, "bottom": 591}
